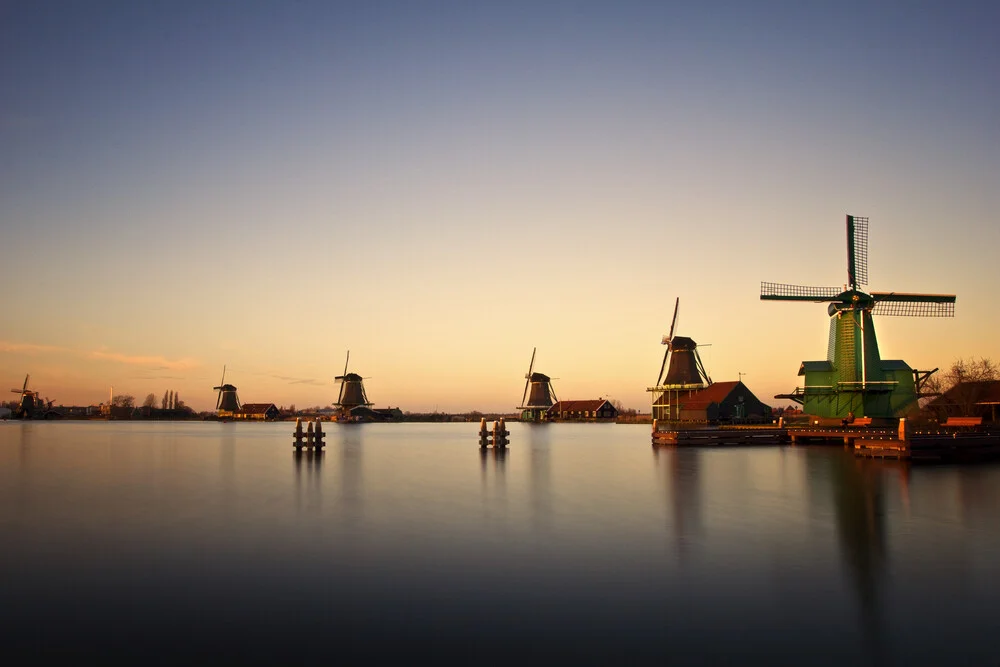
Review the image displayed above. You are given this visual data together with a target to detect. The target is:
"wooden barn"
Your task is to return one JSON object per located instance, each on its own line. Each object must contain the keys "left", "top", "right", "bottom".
{"left": 237, "top": 403, "right": 280, "bottom": 421}
{"left": 547, "top": 399, "right": 619, "bottom": 421}
{"left": 654, "top": 380, "right": 771, "bottom": 423}
{"left": 923, "top": 380, "right": 1000, "bottom": 423}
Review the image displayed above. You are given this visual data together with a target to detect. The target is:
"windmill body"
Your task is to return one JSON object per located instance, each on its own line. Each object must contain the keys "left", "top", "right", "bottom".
{"left": 10, "top": 374, "right": 40, "bottom": 419}
{"left": 334, "top": 351, "right": 372, "bottom": 420}
{"left": 761, "top": 214, "right": 955, "bottom": 419}
{"left": 518, "top": 348, "right": 558, "bottom": 421}
{"left": 647, "top": 299, "right": 713, "bottom": 421}
{"left": 213, "top": 366, "right": 241, "bottom": 416}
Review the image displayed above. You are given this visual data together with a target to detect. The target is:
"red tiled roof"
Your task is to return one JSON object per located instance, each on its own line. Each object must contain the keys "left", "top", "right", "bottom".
{"left": 548, "top": 399, "right": 614, "bottom": 413}
{"left": 241, "top": 403, "right": 277, "bottom": 414}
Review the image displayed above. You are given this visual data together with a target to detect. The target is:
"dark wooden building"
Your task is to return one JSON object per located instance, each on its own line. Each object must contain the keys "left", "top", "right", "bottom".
{"left": 655, "top": 380, "right": 771, "bottom": 423}
{"left": 237, "top": 403, "right": 280, "bottom": 421}
{"left": 923, "top": 380, "right": 1000, "bottom": 423}
{"left": 547, "top": 399, "right": 619, "bottom": 421}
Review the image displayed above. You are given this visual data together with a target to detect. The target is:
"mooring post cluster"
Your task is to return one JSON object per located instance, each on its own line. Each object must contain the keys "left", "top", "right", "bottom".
{"left": 478, "top": 417, "right": 509, "bottom": 449}
{"left": 293, "top": 417, "right": 326, "bottom": 451}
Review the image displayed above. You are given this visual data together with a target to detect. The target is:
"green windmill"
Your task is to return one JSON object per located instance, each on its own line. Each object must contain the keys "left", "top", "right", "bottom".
{"left": 761, "top": 214, "right": 956, "bottom": 420}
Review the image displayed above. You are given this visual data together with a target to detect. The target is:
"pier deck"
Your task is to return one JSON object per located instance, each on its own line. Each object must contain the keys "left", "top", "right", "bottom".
{"left": 652, "top": 422, "right": 1000, "bottom": 462}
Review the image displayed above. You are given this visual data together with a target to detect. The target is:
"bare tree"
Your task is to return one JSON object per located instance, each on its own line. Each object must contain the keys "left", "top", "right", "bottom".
{"left": 112, "top": 394, "right": 135, "bottom": 408}
{"left": 143, "top": 393, "right": 157, "bottom": 408}
{"left": 161, "top": 391, "right": 169, "bottom": 410}
{"left": 926, "top": 357, "right": 999, "bottom": 418}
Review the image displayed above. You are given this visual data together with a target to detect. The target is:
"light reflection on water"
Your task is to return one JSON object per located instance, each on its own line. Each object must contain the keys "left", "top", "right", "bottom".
{"left": 1, "top": 421, "right": 999, "bottom": 665}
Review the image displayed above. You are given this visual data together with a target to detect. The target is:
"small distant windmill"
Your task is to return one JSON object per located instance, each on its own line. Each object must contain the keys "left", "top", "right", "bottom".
{"left": 646, "top": 298, "right": 712, "bottom": 421}
{"left": 517, "top": 347, "right": 558, "bottom": 422}
{"left": 213, "top": 365, "right": 241, "bottom": 415}
{"left": 760, "top": 214, "right": 956, "bottom": 419}
{"left": 334, "top": 351, "right": 372, "bottom": 419}
{"left": 10, "top": 374, "right": 40, "bottom": 419}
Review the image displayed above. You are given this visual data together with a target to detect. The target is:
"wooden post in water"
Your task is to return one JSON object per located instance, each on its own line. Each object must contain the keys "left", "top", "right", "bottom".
{"left": 479, "top": 418, "right": 490, "bottom": 448}
{"left": 493, "top": 418, "right": 509, "bottom": 449}
{"left": 293, "top": 418, "right": 305, "bottom": 449}
{"left": 314, "top": 419, "right": 325, "bottom": 449}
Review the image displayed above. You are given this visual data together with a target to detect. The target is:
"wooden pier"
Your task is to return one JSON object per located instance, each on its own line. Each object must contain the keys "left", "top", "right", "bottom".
{"left": 651, "top": 422, "right": 787, "bottom": 446}
{"left": 652, "top": 418, "right": 1000, "bottom": 462}
{"left": 855, "top": 424, "right": 1000, "bottom": 463}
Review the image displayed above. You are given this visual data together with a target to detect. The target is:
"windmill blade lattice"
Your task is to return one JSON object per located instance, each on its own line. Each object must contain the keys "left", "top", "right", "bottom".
{"left": 847, "top": 214, "right": 869, "bottom": 288}
{"left": 760, "top": 282, "right": 843, "bottom": 301}
{"left": 870, "top": 293, "right": 956, "bottom": 317}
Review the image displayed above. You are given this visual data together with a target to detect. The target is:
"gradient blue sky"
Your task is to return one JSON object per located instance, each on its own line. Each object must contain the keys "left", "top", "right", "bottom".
{"left": 2, "top": 0, "right": 998, "bottom": 412}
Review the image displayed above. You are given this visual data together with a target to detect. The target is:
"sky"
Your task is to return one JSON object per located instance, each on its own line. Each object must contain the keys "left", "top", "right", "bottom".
{"left": 2, "top": 0, "right": 998, "bottom": 413}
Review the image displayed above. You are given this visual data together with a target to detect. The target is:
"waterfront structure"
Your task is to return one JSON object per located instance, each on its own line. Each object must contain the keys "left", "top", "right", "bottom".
{"left": 547, "top": 399, "right": 618, "bottom": 421}
{"left": 10, "top": 374, "right": 41, "bottom": 419}
{"left": 646, "top": 298, "right": 712, "bottom": 421}
{"left": 236, "top": 403, "right": 280, "bottom": 421}
{"left": 761, "top": 214, "right": 955, "bottom": 420}
{"left": 653, "top": 380, "right": 771, "bottom": 422}
{"left": 517, "top": 347, "right": 557, "bottom": 421}
{"left": 213, "top": 365, "right": 241, "bottom": 417}
{"left": 924, "top": 380, "right": 1000, "bottom": 423}
{"left": 334, "top": 351, "right": 372, "bottom": 418}
{"left": 347, "top": 406, "right": 404, "bottom": 422}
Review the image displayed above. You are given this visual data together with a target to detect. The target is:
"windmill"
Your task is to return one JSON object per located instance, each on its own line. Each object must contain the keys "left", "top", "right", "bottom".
{"left": 333, "top": 351, "right": 372, "bottom": 419}
{"left": 10, "top": 374, "right": 40, "bottom": 419}
{"left": 646, "top": 298, "right": 713, "bottom": 421}
{"left": 517, "top": 347, "right": 558, "bottom": 422}
{"left": 213, "top": 365, "right": 241, "bottom": 415}
{"left": 761, "top": 214, "right": 955, "bottom": 419}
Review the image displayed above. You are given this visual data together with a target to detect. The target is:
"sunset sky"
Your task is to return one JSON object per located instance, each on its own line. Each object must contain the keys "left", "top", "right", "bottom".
{"left": 2, "top": 1, "right": 998, "bottom": 413}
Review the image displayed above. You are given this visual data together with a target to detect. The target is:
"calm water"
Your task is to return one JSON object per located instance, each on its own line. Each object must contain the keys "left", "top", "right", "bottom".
{"left": 1, "top": 421, "right": 999, "bottom": 665}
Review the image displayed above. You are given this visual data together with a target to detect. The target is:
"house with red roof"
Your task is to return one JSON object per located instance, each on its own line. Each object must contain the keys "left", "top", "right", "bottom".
{"left": 653, "top": 380, "right": 771, "bottom": 423}
{"left": 547, "top": 399, "right": 619, "bottom": 421}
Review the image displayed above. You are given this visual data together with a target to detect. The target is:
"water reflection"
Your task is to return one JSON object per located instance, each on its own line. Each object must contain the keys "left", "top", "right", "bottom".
{"left": 337, "top": 424, "right": 364, "bottom": 522}
{"left": 293, "top": 449, "right": 324, "bottom": 514}
{"left": 653, "top": 445, "right": 702, "bottom": 562}
{"left": 479, "top": 446, "right": 507, "bottom": 478}
{"left": 526, "top": 423, "right": 551, "bottom": 529}
{"left": 219, "top": 423, "right": 235, "bottom": 500}
{"left": 817, "top": 450, "right": 892, "bottom": 663}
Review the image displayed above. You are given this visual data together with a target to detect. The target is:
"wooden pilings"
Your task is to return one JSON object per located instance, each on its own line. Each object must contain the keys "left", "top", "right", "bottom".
{"left": 479, "top": 418, "right": 510, "bottom": 449}
{"left": 293, "top": 417, "right": 326, "bottom": 451}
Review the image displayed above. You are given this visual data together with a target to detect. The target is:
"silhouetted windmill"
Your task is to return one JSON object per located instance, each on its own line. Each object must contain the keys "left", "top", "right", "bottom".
{"left": 761, "top": 214, "right": 955, "bottom": 419}
{"left": 10, "top": 374, "right": 39, "bottom": 419}
{"left": 334, "top": 351, "right": 372, "bottom": 419}
{"left": 213, "top": 365, "right": 241, "bottom": 415}
{"left": 647, "top": 298, "right": 712, "bottom": 421}
{"left": 517, "top": 347, "right": 558, "bottom": 422}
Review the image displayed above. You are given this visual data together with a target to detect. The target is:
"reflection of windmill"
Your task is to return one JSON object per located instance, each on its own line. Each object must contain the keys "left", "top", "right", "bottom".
{"left": 334, "top": 351, "right": 372, "bottom": 418}
{"left": 10, "top": 374, "right": 40, "bottom": 419}
{"left": 213, "top": 365, "right": 241, "bottom": 415}
{"left": 517, "top": 347, "right": 558, "bottom": 422}
{"left": 761, "top": 214, "right": 956, "bottom": 419}
{"left": 646, "top": 298, "right": 712, "bottom": 421}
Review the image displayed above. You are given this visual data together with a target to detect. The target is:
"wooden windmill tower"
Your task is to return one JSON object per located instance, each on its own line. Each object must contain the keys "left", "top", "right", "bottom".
{"left": 761, "top": 214, "right": 955, "bottom": 419}
{"left": 517, "top": 347, "right": 558, "bottom": 422}
{"left": 213, "top": 366, "right": 241, "bottom": 416}
{"left": 10, "top": 374, "right": 40, "bottom": 419}
{"left": 646, "top": 298, "right": 712, "bottom": 421}
{"left": 334, "top": 351, "right": 372, "bottom": 419}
